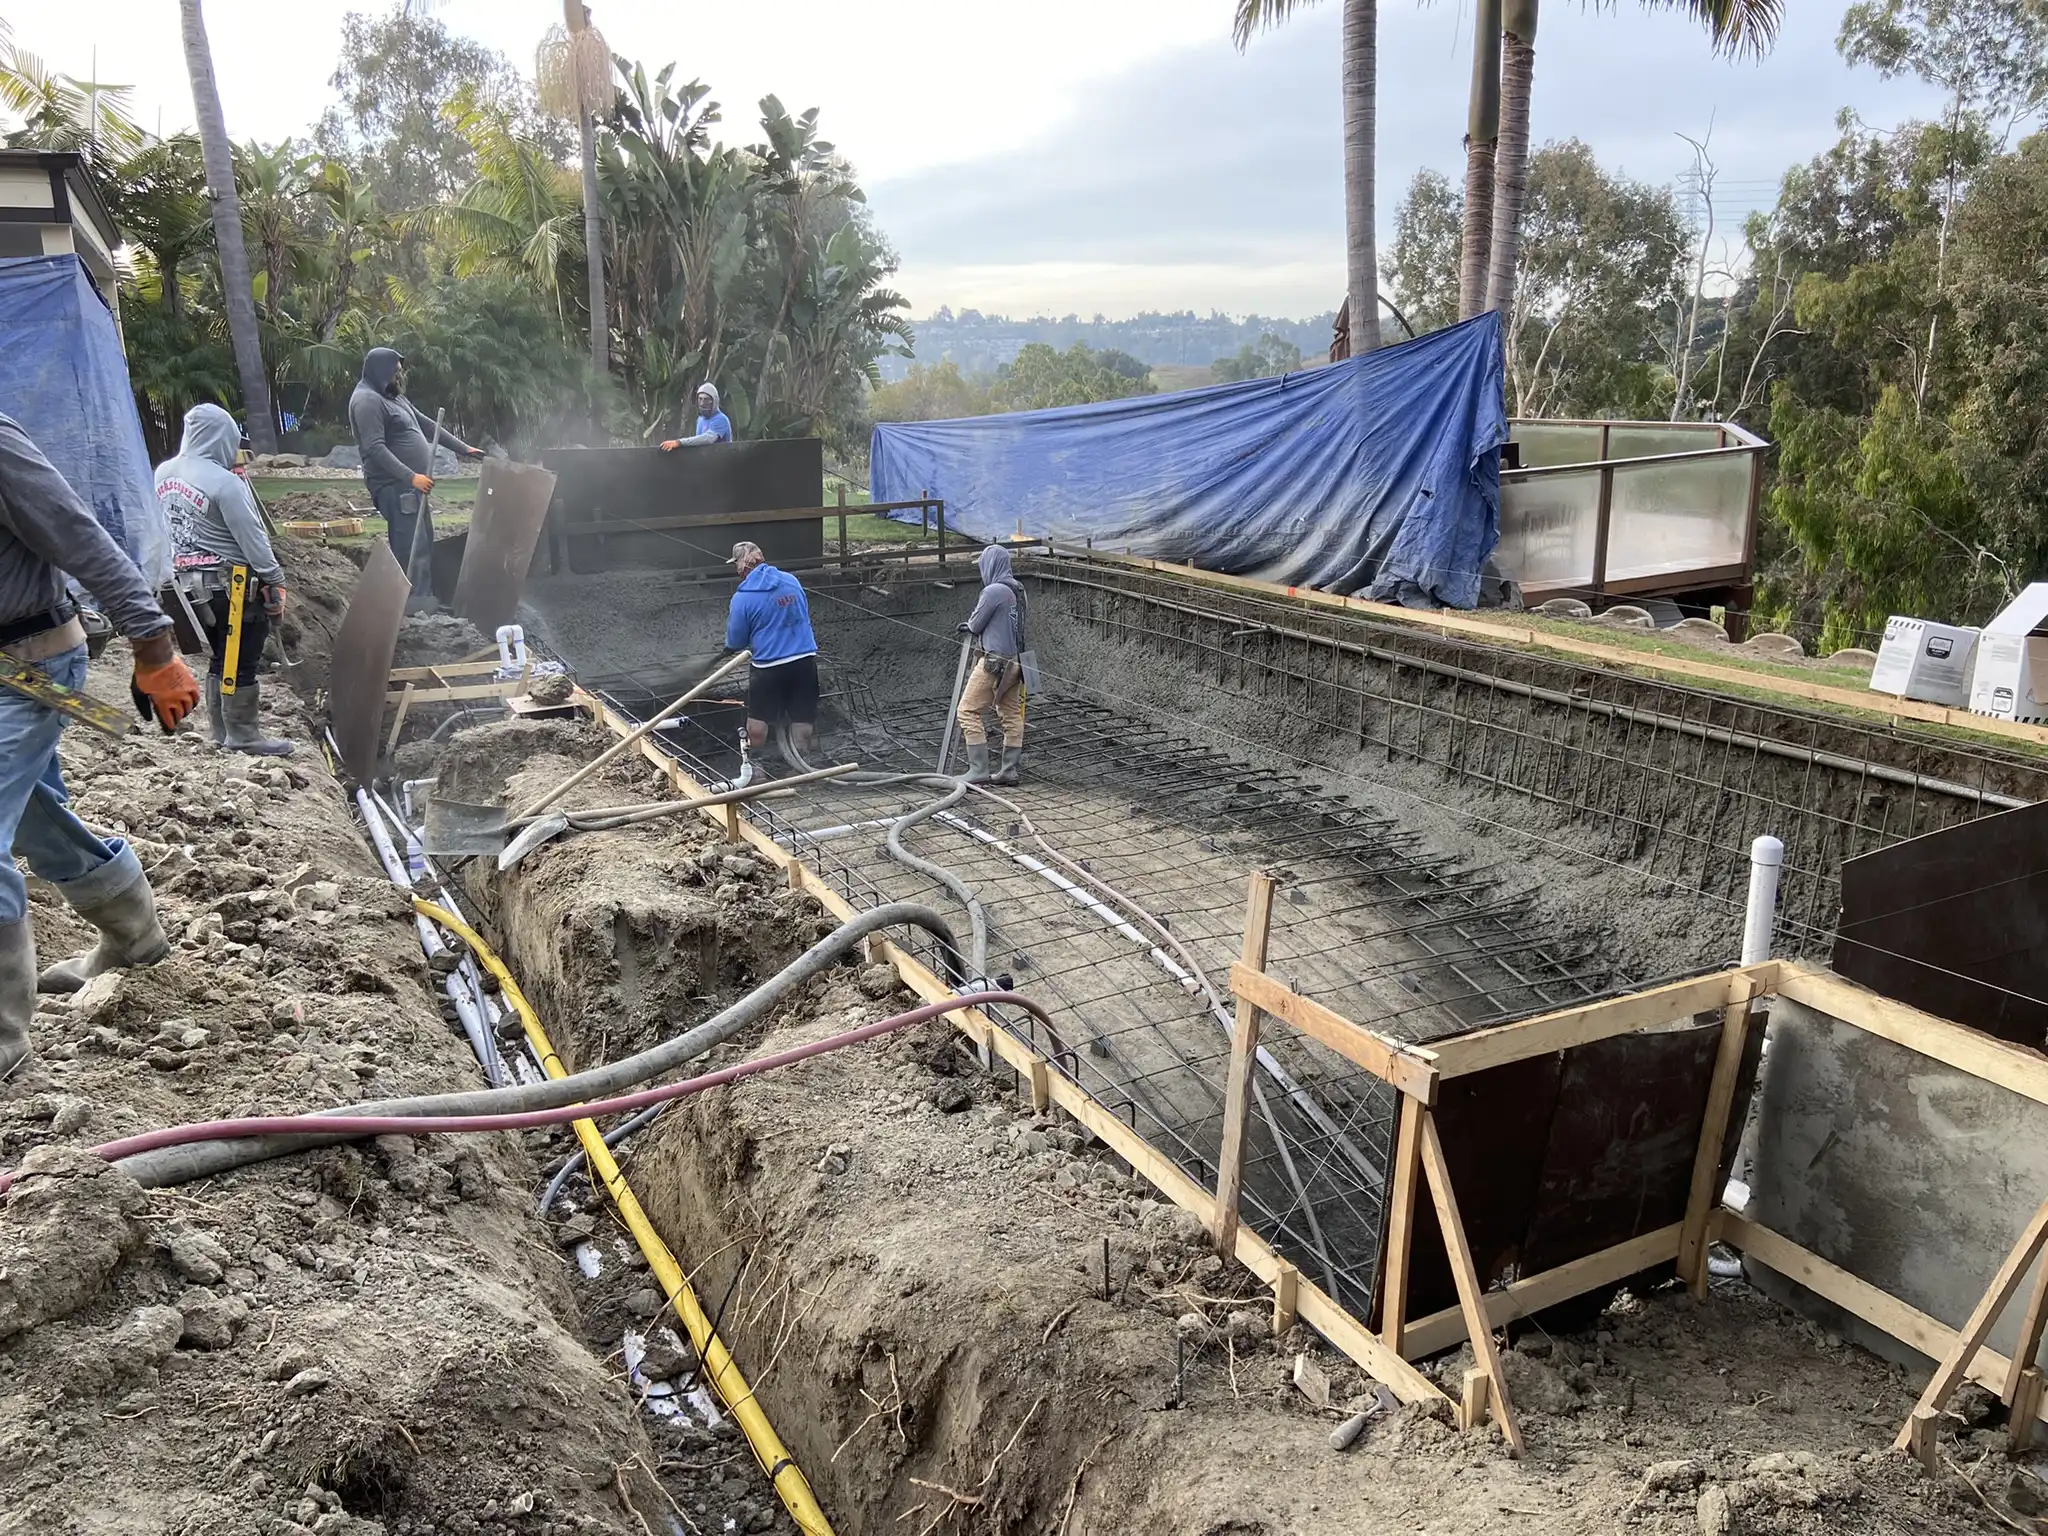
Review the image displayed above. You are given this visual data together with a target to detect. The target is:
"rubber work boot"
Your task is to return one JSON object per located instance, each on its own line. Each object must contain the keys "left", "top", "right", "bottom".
{"left": 993, "top": 745, "right": 1024, "bottom": 786}
{"left": 0, "top": 919, "right": 39, "bottom": 1087}
{"left": 37, "top": 869, "right": 171, "bottom": 994}
{"left": 203, "top": 674, "right": 226, "bottom": 746}
{"left": 962, "top": 741, "right": 993, "bottom": 784}
{"left": 220, "top": 680, "right": 293, "bottom": 756}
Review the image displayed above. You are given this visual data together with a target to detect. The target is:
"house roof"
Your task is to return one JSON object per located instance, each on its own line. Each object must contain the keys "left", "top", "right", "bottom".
{"left": 0, "top": 149, "right": 121, "bottom": 250}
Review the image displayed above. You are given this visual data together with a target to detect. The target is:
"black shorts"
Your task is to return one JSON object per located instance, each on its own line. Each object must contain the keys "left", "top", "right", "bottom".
{"left": 747, "top": 655, "right": 819, "bottom": 726}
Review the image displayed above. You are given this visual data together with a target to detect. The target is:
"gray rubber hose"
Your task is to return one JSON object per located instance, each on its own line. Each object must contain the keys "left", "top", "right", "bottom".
{"left": 115, "top": 901, "right": 960, "bottom": 1189}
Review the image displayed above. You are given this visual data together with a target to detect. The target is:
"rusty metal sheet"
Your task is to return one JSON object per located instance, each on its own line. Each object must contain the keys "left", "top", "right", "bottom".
{"left": 1834, "top": 799, "right": 2048, "bottom": 1047}
{"left": 1397, "top": 1053, "right": 1560, "bottom": 1322}
{"left": 453, "top": 459, "right": 557, "bottom": 633}
{"left": 328, "top": 540, "right": 409, "bottom": 783}
{"left": 1520, "top": 1024, "right": 1722, "bottom": 1274}
{"left": 542, "top": 440, "right": 823, "bottom": 574}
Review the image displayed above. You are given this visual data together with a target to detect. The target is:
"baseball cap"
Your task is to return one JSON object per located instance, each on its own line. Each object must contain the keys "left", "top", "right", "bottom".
{"left": 728, "top": 540, "right": 763, "bottom": 566}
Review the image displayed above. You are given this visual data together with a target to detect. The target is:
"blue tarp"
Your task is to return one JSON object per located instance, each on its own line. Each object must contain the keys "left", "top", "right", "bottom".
{"left": 0, "top": 255, "right": 168, "bottom": 585}
{"left": 871, "top": 311, "right": 1508, "bottom": 609}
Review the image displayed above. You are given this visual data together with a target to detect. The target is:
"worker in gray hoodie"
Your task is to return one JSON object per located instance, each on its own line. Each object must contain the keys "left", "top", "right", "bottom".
{"left": 347, "top": 347, "right": 482, "bottom": 572}
{"left": 955, "top": 543, "right": 1028, "bottom": 785}
{"left": 155, "top": 402, "right": 292, "bottom": 756}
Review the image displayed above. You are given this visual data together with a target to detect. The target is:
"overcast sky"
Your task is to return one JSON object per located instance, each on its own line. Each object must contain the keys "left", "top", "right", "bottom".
{"left": 21, "top": 1, "right": 1944, "bottom": 317}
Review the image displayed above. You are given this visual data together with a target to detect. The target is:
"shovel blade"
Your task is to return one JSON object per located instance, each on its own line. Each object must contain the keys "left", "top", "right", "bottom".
{"left": 422, "top": 797, "right": 508, "bottom": 856}
{"left": 498, "top": 813, "right": 570, "bottom": 871}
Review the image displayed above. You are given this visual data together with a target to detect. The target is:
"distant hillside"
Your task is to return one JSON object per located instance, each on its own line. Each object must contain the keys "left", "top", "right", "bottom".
{"left": 880, "top": 309, "right": 1337, "bottom": 382}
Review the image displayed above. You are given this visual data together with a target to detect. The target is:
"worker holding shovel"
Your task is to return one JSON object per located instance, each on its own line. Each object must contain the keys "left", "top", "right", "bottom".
{"left": 347, "top": 347, "right": 483, "bottom": 573}
{"left": 0, "top": 415, "right": 201, "bottom": 1089}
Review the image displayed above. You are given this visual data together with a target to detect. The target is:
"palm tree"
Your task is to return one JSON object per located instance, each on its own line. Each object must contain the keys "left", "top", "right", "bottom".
{"left": 1461, "top": 0, "right": 1503, "bottom": 318}
{"left": 1485, "top": 0, "right": 1783, "bottom": 320}
{"left": 1234, "top": 0, "right": 1380, "bottom": 353}
{"left": 536, "top": 1, "right": 612, "bottom": 377}
{"left": 178, "top": 0, "right": 277, "bottom": 451}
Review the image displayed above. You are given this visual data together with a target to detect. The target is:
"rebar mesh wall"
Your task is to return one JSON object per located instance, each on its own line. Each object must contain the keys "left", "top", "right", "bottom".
{"left": 1029, "top": 557, "right": 2048, "bottom": 956}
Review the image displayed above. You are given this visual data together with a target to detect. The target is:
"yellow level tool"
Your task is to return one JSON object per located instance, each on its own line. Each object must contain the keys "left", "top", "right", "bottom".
{"left": 0, "top": 652, "right": 133, "bottom": 736}
{"left": 219, "top": 564, "right": 248, "bottom": 696}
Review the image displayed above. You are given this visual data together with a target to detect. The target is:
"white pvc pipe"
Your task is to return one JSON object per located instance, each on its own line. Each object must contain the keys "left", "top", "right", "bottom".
{"left": 496, "top": 624, "right": 528, "bottom": 672}
{"left": 1741, "top": 835, "right": 1784, "bottom": 967}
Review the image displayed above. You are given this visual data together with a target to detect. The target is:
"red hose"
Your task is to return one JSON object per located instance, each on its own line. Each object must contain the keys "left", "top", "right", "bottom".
{"left": 0, "top": 992, "right": 1050, "bottom": 1196}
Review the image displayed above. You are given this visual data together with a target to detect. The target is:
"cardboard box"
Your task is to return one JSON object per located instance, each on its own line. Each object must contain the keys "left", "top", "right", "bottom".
{"left": 1869, "top": 616, "right": 1979, "bottom": 706}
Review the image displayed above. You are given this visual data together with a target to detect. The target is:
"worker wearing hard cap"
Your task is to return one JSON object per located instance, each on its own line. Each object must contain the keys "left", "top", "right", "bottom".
{"left": 0, "top": 415, "right": 201, "bottom": 1090}
{"left": 660, "top": 383, "right": 734, "bottom": 451}
{"left": 723, "top": 540, "right": 817, "bottom": 763}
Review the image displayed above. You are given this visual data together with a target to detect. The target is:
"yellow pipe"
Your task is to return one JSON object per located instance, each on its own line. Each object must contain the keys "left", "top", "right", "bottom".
{"left": 414, "top": 899, "right": 836, "bottom": 1536}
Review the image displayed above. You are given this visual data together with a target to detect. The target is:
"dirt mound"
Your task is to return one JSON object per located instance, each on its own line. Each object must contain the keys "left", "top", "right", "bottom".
{"left": 0, "top": 655, "right": 680, "bottom": 1536}
{"left": 268, "top": 488, "right": 366, "bottom": 523}
{"left": 394, "top": 610, "right": 490, "bottom": 670}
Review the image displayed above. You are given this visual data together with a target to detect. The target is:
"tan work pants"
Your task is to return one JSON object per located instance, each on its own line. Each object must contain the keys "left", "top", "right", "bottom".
{"left": 957, "top": 656, "right": 1025, "bottom": 747}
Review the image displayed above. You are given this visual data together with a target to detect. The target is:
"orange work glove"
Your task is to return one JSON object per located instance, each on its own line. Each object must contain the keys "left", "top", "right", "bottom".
{"left": 129, "top": 631, "right": 202, "bottom": 733}
{"left": 659, "top": 440, "right": 682, "bottom": 452}
{"left": 410, "top": 471, "right": 434, "bottom": 493}
{"left": 263, "top": 582, "right": 287, "bottom": 618}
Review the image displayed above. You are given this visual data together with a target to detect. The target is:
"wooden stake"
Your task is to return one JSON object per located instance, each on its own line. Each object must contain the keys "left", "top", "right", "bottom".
{"left": 1460, "top": 1369, "right": 1492, "bottom": 1433}
{"left": 1893, "top": 1192, "right": 2048, "bottom": 1452}
{"left": 2004, "top": 1245, "right": 2048, "bottom": 1409}
{"left": 2014, "top": 1370, "right": 2045, "bottom": 1452}
{"left": 1379, "top": 1095, "right": 1425, "bottom": 1352}
{"left": 1679, "top": 979, "right": 1758, "bottom": 1295}
{"left": 1418, "top": 1111, "right": 1525, "bottom": 1456}
{"left": 1028, "top": 1057, "right": 1051, "bottom": 1114}
{"left": 1212, "top": 872, "right": 1278, "bottom": 1255}
{"left": 384, "top": 683, "right": 415, "bottom": 756}
{"left": 1272, "top": 1260, "right": 1299, "bottom": 1339}
{"left": 721, "top": 802, "right": 741, "bottom": 843}
{"left": 1907, "top": 1405, "right": 1941, "bottom": 1475}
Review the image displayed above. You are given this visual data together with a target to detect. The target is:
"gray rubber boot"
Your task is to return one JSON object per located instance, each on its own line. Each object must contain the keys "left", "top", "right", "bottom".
{"left": 221, "top": 680, "right": 293, "bottom": 756}
{"left": 962, "top": 741, "right": 993, "bottom": 784}
{"left": 37, "top": 867, "right": 171, "bottom": 994}
{"left": 993, "top": 745, "right": 1024, "bottom": 786}
{"left": 204, "top": 674, "right": 226, "bottom": 746}
{"left": 0, "top": 919, "right": 37, "bottom": 1085}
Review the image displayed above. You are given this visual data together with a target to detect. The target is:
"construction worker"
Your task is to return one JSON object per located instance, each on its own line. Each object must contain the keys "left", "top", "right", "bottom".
{"left": 0, "top": 415, "right": 201, "bottom": 1087}
{"left": 723, "top": 540, "right": 817, "bottom": 764}
{"left": 156, "top": 403, "right": 292, "bottom": 756}
{"left": 660, "top": 383, "right": 734, "bottom": 451}
{"left": 347, "top": 347, "right": 483, "bottom": 570}
{"left": 956, "top": 544, "right": 1027, "bottom": 785}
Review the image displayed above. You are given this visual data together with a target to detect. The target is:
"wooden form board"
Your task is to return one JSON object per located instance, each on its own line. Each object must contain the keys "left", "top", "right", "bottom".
{"left": 577, "top": 694, "right": 1448, "bottom": 1415}
{"left": 1043, "top": 545, "right": 2048, "bottom": 755}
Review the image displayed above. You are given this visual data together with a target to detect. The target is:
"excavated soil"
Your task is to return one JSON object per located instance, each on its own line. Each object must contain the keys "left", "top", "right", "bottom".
{"left": 429, "top": 716, "right": 2031, "bottom": 1536}
{"left": 0, "top": 654, "right": 800, "bottom": 1536}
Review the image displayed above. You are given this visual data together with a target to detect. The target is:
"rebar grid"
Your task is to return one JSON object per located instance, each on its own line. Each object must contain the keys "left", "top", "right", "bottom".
{"left": 1029, "top": 559, "right": 2048, "bottom": 954}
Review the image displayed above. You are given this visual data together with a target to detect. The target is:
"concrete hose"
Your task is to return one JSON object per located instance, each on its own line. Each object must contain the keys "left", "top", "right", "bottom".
{"left": 111, "top": 900, "right": 962, "bottom": 1189}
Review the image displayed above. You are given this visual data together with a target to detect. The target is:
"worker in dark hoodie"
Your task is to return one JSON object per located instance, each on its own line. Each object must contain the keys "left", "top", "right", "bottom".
{"left": 955, "top": 544, "right": 1028, "bottom": 785}
{"left": 155, "top": 402, "right": 292, "bottom": 756}
{"left": 347, "top": 347, "right": 483, "bottom": 571}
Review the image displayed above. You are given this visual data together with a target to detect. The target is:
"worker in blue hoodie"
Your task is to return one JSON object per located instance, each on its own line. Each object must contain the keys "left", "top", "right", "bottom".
{"left": 660, "top": 383, "right": 734, "bottom": 451}
{"left": 724, "top": 540, "right": 817, "bottom": 761}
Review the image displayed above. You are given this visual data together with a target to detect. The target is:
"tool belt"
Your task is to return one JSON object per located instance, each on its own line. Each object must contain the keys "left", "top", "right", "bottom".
{"left": 0, "top": 596, "right": 78, "bottom": 649}
{"left": 172, "top": 554, "right": 232, "bottom": 600}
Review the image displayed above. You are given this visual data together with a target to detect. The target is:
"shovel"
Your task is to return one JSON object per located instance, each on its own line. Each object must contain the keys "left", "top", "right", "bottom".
{"left": 424, "top": 761, "right": 859, "bottom": 864}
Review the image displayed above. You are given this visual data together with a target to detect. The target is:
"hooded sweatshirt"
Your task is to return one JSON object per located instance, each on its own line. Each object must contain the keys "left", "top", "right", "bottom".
{"left": 347, "top": 347, "right": 477, "bottom": 498}
{"left": 0, "top": 413, "right": 169, "bottom": 639}
{"left": 724, "top": 561, "right": 817, "bottom": 665}
{"left": 155, "top": 403, "right": 283, "bottom": 585}
{"left": 962, "top": 544, "right": 1027, "bottom": 659}
{"left": 677, "top": 382, "right": 733, "bottom": 446}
